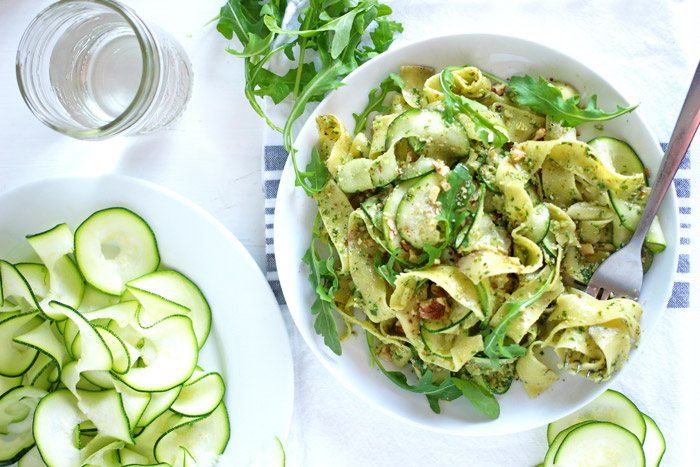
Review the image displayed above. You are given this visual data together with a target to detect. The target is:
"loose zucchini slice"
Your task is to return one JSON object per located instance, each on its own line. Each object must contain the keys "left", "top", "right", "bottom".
{"left": 396, "top": 172, "right": 444, "bottom": 249}
{"left": 520, "top": 203, "right": 551, "bottom": 243}
{"left": 360, "top": 195, "right": 386, "bottom": 233}
{"left": 0, "top": 386, "right": 47, "bottom": 466}
{"left": 547, "top": 389, "right": 646, "bottom": 444}
{"left": 553, "top": 421, "right": 645, "bottom": 467}
{"left": 641, "top": 413, "right": 666, "bottom": 467}
{"left": 249, "top": 436, "right": 286, "bottom": 467}
{"left": 126, "top": 270, "right": 212, "bottom": 349}
{"left": 154, "top": 402, "right": 230, "bottom": 467}
{"left": 0, "top": 312, "right": 42, "bottom": 377}
{"left": 75, "top": 389, "right": 133, "bottom": 444}
{"left": 543, "top": 421, "right": 593, "bottom": 466}
{"left": 33, "top": 389, "right": 88, "bottom": 467}
{"left": 420, "top": 326, "right": 453, "bottom": 359}
{"left": 170, "top": 372, "right": 225, "bottom": 418}
{"left": 74, "top": 207, "right": 160, "bottom": 296}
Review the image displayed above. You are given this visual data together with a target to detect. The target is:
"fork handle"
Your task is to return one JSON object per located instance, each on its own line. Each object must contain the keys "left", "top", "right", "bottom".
{"left": 629, "top": 60, "right": 700, "bottom": 250}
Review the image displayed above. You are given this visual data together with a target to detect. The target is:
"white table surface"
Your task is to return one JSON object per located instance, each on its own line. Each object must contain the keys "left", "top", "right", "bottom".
{"left": 2, "top": 1, "right": 700, "bottom": 466}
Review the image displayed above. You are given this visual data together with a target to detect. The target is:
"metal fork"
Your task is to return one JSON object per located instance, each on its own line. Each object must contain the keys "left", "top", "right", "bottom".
{"left": 586, "top": 61, "right": 700, "bottom": 301}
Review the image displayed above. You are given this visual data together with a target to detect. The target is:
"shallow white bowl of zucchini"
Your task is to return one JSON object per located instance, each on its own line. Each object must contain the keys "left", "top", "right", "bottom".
{"left": 0, "top": 174, "right": 294, "bottom": 466}
{"left": 275, "top": 34, "right": 679, "bottom": 435}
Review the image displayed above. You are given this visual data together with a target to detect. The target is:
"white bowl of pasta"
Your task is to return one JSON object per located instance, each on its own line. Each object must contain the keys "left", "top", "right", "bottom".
{"left": 274, "top": 33, "right": 678, "bottom": 435}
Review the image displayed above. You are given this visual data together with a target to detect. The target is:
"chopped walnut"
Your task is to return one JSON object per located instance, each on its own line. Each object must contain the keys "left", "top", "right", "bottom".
{"left": 439, "top": 179, "right": 451, "bottom": 192}
{"left": 580, "top": 243, "right": 595, "bottom": 256}
{"left": 430, "top": 284, "right": 449, "bottom": 298}
{"left": 408, "top": 249, "right": 420, "bottom": 263}
{"left": 418, "top": 297, "right": 449, "bottom": 320}
{"left": 395, "top": 321, "right": 405, "bottom": 336}
{"left": 532, "top": 127, "right": 547, "bottom": 141}
{"left": 492, "top": 83, "right": 506, "bottom": 96}
{"left": 377, "top": 345, "right": 393, "bottom": 363}
{"left": 386, "top": 218, "right": 397, "bottom": 240}
{"left": 432, "top": 159, "right": 450, "bottom": 176}
{"left": 511, "top": 145, "right": 527, "bottom": 162}
{"left": 400, "top": 240, "right": 411, "bottom": 252}
{"left": 428, "top": 185, "right": 441, "bottom": 203}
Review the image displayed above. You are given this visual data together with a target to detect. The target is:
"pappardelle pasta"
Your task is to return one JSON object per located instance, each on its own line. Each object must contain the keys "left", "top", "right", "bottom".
{"left": 303, "top": 64, "right": 664, "bottom": 414}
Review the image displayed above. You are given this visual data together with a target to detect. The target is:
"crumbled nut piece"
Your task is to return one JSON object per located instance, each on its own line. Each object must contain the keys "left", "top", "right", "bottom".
{"left": 432, "top": 159, "right": 450, "bottom": 176}
{"left": 532, "top": 127, "right": 547, "bottom": 141}
{"left": 430, "top": 284, "right": 448, "bottom": 298}
{"left": 580, "top": 243, "right": 595, "bottom": 256}
{"left": 492, "top": 83, "right": 506, "bottom": 96}
{"left": 439, "top": 179, "right": 451, "bottom": 192}
{"left": 377, "top": 346, "right": 393, "bottom": 363}
{"left": 511, "top": 145, "right": 527, "bottom": 162}
{"left": 400, "top": 240, "right": 411, "bottom": 252}
{"left": 408, "top": 249, "right": 420, "bottom": 263}
{"left": 428, "top": 185, "right": 441, "bottom": 203}
{"left": 418, "top": 297, "right": 449, "bottom": 320}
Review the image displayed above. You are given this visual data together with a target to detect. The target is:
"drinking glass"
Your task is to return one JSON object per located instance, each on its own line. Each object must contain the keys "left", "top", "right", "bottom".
{"left": 16, "top": 0, "right": 193, "bottom": 140}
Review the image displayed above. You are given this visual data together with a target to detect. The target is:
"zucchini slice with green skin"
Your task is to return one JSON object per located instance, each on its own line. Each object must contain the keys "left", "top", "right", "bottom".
{"left": 0, "top": 312, "right": 42, "bottom": 377}
{"left": 250, "top": 436, "right": 286, "bottom": 467}
{"left": 642, "top": 413, "right": 666, "bottom": 467}
{"left": 396, "top": 172, "right": 444, "bottom": 249}
{"left": 543, "top": 421, "right": 594, "bottom": 466}
{"left": 547, "top": 389, "right": 646, "bottom": 445}
{"left": 420, "top": 326, "right": 453, "bottom": 359}
{"left": 136, "top": 386, "right": 182, "bottom": 429}
{"left": 360, "top": 195, "right": 386, "bottom": 233}
{"left": 17, "top": 446, "right": 44, "bottom": 467}
{"left": 382, "top": 181, "right": 413, "bottom": 252}
{"left": 154, "top": 402, "right": 230, "bottom": 467}
{"left": 75, "top": 389, "right": 133, "bottom": 444}
{"left": 127, "top": 270, "right": 212, "bottom": 349}
{"left": 588, "top": 137, "right": 647, "bottom": 183}
{"left": 170, "top": 372, "right": 225, "bottom": 418}
{"left": 553, "top": 421, "right": 645, "bottom": 467}
{"left": 0, "top": 386, "right": 47, "bottom": 466}
{"left": 74, "top": 207, "right": 160, "bottom": 296}
{"left": 608, "top": 192, "right": 667, "bottom": 251}
{"left": 385, "top": 108, "right": 470, "bottom": 163}
{"left": 0, "top": 260, "right": 42, "bottom": 315}
{"left": 520, "top": 203, "right": 551, "bottom": 243}
{"left": 33, "top": 389, "right": 88, "bottom": 467}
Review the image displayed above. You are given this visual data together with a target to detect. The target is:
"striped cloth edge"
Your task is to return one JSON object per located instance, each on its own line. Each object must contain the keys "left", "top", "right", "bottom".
{"left": 264, "top": 143, "right": 691, "bottom": 309}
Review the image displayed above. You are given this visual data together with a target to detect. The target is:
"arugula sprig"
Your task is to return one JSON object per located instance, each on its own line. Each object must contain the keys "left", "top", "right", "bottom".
{"left": 482, "top": 257, "right": 559, "bottom": 368}
{"left": 508, "top": 75, "right": 639, "bottom": 127}
{"left": 420, "top": 163, "right": 475, "bottom": 267}
{"left": 217, "top": 0, "right": 403, "bottom": 196}
{"left": 367, "top": 333, "right": 499, "bottom": 418}
{"left": 439, "top": 68, "right": 509, "bottom": 149}
{"left": 353, "top": 73, "right": 405, "bottom": 135}
{"left": 301, "top": 214, "right": 342, "bottom": 355}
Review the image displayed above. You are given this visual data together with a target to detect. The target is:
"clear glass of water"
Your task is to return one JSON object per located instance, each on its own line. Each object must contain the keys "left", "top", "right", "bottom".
{"left": 16, "top": 0, "right": 193, "bottom": 140}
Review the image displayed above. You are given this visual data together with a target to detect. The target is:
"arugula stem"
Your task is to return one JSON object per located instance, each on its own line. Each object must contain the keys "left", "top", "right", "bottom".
{"left": 293, "top": 10, "right": 315, "bottom": 100}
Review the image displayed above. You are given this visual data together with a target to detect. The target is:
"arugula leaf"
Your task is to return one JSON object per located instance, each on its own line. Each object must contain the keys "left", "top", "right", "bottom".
{"left": 482, "top": 261, "right": 558, "bottom": 367}
{"left": 366, "top": 333, "right": 461, "bottom": 413}
{"left": 509, "top": 75, "right": 639, "bottom": 126}
{"left": 217, "top": 0, "right": 402, "bottom": 197}
{"left": 374, "top": 250, "right": 400, "bottom": 286}
{"left": 302, "top": 214, "right": 342, "bottom": 355}
{"left": 418, "top": 163, "right": 475, "bottom": 267}
{"left": 439, "top": 68, "right": 509, "bottom": 149}
{"left": 352, "top": 73, "right": 404, "bottom": 135}
{"left": 450, "top": 377, "right": 500, "bottom": 419}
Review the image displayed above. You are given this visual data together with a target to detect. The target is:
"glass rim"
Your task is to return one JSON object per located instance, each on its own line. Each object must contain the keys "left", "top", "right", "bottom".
{"left": 15, "top": 0, "right": 160, "bottom": 140}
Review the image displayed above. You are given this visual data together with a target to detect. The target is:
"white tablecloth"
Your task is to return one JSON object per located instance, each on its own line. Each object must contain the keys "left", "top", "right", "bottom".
{"left": 1, "top": 1, "right": 698, "bottom": 466}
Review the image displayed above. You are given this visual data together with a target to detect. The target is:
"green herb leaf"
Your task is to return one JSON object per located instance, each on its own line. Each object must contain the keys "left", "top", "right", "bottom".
{"left": 352, "top": 73, "right": 405, "bottom": 135}
{"left": 302, "top": 214, "right": 342, "bottom": 355}
{"left": 450, "top": 377, "right": 500, "bottom": 419}
{"left": 375, "top": 250, "right": 399, "bottom": 286}
{"left": 482, "top": 257, "right": 559, "bottom": 367}
{"left": 418, "top": 163, "right": 475, "bottom": 267}
{"left": 509, "top": 75, "right": 639, "bottom": 126}
{"left": 439, "top": 68, "right": 509, "bottom": 148}
{"left": 366, "top": 333, "right": 462, "bottom": 413}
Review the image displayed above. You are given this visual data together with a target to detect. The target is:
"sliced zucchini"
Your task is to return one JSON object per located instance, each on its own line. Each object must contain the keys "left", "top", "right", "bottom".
{"left": 360, "top": 195, "right": 385, "bottom": 233}
{"left": 336, "top": 150, "right": 399, "bottom": 193}
{"left": 75, "top": 389, "right": 133, "bottom": 444}
{"left": 170, "top": 372, "right": 225, "bottom": 418}
{"left": 396, "top": 172, "right": 444, "bottom": 249}
{"left": 249, "top": 436, "right": 286, "bottom": 467}
{"left": 543, "top": 421, "right": 593, "bottom": 466}
{"left": 136, "top": 386, "right": 182, "bottom": 429}
{"left": 126, "top": 270, "right": 211, "bottom": 349}
{"left": 609, "top": 193, "right": 667, "bottom": 251}
{"left": 553, "top": 421, "right": 645, "bottom": 467}
{"left": 641, "top": 413, "right": 665, "bottom": 467}
{"left": 0, "top": 312, "right": 42, "bottom": 377}
{"left": 0, "top": 374, "right": 22, "bottom": 398}
{"left": 422, "top": 304, "right": 473, "bottom": 333}
{"left": 547, "top": 389, "right": 646, "bottom": 444}
{"left": 588, "top": 137, "right": 646, "bottom": 183}
{"left": 13, "top": 319, "right": 69, "bottom": 382}
{"left": 382, "top": 181, "right": 413, "bottom": 252}
{"left": 385, "top": 109, "right": 470, "bottom": 163}
{"left": 0, "top": 386, "right": 47, "bottom": 466}
{"left": 17, "top": 446, "right": 45, "bottom": 467}
{"left": 33, "top": 389, "right": 88, "bottom": 467}
{"left": 74, "top": 207, "right": 160, "bottom": 296}
{"left": 420, "top": 326, "right": 453, "bottom": 359}
{"left": 154, "top": 402, "right": 230, "bottom": 467}
{"left": 0, "top": 261, "right": 42, "bottom": 314}
{"left": 521, "top": 203, "right": 550, "bottom": 243}
{"left": 14, "top": 263, "right": 50, "bottom": 302}
{"left": 114, "top": 315, "right": 198, "bottom": 393}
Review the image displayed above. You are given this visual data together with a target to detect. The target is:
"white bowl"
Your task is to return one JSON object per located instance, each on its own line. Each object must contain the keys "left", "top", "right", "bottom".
{"left": 275, "top": 33, "right": 678, "bottom": 435}
{"left": 0, "top": 174, "right": 294, "bottom": 464}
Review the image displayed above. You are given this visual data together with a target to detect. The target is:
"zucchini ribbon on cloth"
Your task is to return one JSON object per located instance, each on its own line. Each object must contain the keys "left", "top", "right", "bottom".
{"left": 303, "top": 64, "right": 657, "bottom": 412}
